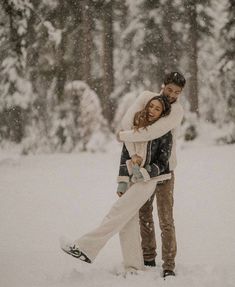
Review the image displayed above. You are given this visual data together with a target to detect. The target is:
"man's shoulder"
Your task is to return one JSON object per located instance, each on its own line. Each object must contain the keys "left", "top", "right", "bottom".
{"left": 171, "top": 100, "right": 184, "bottom": 117}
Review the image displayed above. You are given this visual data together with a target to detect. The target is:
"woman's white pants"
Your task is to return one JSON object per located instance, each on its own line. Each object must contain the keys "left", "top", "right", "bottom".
{"left": 73, "top": 179, "right": 158, "bottom": 269}
{"left": 119, "top": 213, "right": 143, "bottom": 270}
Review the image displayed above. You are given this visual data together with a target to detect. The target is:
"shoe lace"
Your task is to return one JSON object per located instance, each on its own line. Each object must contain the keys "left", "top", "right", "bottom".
{"left": 70, "top": 245, "right": 81, "bottom": 256}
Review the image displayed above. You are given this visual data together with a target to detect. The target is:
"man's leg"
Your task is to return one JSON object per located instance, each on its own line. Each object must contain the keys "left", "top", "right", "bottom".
{"left": 139, "top": 191, "right": 157, "bottom": 263}
{"left": 156, "top": 173, "right": 177, "bottom": 271}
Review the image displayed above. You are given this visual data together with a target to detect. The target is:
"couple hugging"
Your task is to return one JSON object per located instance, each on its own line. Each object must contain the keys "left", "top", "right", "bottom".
{"left": 60, "top": 72, "right": 186, "bottom": 279}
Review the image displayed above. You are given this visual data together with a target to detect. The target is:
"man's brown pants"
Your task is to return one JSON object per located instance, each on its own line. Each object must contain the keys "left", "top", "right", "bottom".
{"left": 139, "top": 173, "right": 177, "bottom": 271}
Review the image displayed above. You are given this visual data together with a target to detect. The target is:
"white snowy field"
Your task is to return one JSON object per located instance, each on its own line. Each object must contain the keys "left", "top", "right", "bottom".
{"left": 0, "top": 141, "right": 235, "bottom": 287}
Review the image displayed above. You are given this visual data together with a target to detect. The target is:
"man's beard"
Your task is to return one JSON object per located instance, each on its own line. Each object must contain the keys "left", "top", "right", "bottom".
{"left": 162, "top": 93, "right": 176, "bottom": 104}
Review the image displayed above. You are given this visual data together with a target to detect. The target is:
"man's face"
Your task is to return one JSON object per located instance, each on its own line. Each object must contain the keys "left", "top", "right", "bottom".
{"left": 162, "top": 83, "right": 183, "bottom": 104}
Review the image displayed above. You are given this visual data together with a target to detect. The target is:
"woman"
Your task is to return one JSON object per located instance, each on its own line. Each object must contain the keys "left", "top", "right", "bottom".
{"left": 117, "top": 95, "right": 172, "bottom": 195}
{"left": 60, "top": 95, "right": 172, "bottom": 270}
{"left": 117, "top": 95, "right": 172, "bottom": 270}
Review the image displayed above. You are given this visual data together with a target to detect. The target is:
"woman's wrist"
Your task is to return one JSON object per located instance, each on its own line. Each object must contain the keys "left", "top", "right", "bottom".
{"left": 131, "top": 154, "right": 143, "bottom": 165}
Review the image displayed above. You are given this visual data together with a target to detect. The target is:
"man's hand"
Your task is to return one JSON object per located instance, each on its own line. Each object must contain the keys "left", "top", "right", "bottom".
{"left": 131, "top": 154, "right": 143, "bottom": 166}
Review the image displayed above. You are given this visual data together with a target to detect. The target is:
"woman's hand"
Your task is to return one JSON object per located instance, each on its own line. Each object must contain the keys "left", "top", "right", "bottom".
{"left": 116, "top": 130, "right": 123, "bottom": 142}
{"left": 131, "top": 164, "right": 144, "bottom": 183}
{"left": 116, "top": 182, "right": 127, "bottom": 197}
{"left": 117, "top": 191, "right": 123, "bottom": 197}
{"left": 131, "top": 154, "right": 143, "bottom": 166}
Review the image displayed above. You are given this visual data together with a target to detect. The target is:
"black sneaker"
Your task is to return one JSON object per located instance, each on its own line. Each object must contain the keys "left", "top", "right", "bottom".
{"left": 60, "top": 237, "right": 91, "bottom": 263}
{"left": 144, "top": 259, "right": 156, "bottom": 267}
{"left": 163, "top": 269, "right": 175, "bottom": 278}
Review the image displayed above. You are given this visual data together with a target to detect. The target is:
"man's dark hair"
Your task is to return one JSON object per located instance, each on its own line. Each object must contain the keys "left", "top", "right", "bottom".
{"left": 164, "top": 72, "right": 186, "bottom": 88}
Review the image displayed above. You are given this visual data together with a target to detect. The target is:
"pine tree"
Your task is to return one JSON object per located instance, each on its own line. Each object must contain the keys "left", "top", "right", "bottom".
{"left": 21, "top": 0, "right": 67, "bottom": 151}
{"left": 62, "top": 81, "right": 109, "bottom": 152}
{"left": 114, "top": 0, "right": 185, "bottom": 91}
{"left": 0, "top": 0, "right": 33, "bottom": 143}
{"left": 219, "top": 0, "right": 235, "bottom": 143}
{"left": 196, "top": 0, "right": 226, "bottom": 124}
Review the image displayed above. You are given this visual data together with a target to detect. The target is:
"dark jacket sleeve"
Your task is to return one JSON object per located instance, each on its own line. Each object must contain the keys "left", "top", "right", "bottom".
{"left": 147, "top": 131, "right": 173, "bottom": 178}
{"left": 118, "top": 144, "right": 131, "bottom": 180}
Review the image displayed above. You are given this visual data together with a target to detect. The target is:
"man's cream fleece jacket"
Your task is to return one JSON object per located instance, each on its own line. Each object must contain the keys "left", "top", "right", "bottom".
{"left": 119, "top": 90, "right": 184, "bottom": 171}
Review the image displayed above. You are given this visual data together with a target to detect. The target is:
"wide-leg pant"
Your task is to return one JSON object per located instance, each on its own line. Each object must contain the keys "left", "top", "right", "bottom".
{"left": 119, "top": 213, "right": 144, "bottom": 270}
{"left": 73, "top": 179, "right": 159, "bottom": 265}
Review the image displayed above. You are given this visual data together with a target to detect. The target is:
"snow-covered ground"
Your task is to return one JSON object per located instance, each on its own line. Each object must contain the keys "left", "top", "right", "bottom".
{"left": 0, "top": 141, "right": 235, "bottom": 287}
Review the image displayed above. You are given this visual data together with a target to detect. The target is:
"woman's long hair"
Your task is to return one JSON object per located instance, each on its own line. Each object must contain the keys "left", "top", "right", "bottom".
{"left": 133, "top": 95, "right": 171, "bottom": 131}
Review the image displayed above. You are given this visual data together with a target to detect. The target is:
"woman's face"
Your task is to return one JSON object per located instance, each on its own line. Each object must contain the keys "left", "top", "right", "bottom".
{"left": 147, "top": 99, "right": 163, "bottom": 122}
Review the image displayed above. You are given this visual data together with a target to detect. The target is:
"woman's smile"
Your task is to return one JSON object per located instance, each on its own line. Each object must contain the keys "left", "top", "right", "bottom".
{"left": 147, "top": 99, "right": 163, "bottom": 122}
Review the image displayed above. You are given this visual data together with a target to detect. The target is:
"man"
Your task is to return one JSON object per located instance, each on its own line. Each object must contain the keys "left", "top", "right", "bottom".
{"left": 118, "top": 72, "right": 186, "bottom": 278}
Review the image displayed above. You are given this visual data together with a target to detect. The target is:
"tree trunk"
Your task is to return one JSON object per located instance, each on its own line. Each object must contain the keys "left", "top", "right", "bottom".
{"left": 81, "top": 0, "right": 93, "bottom": 87}
{"left": 186, "top": 1, "right": 199, "bottom": 115}
{"left": 101, "top": 0, "right": 114, "bottom": 122}
{"left": 54, "top": 0, "right": 68, "bottom": 103}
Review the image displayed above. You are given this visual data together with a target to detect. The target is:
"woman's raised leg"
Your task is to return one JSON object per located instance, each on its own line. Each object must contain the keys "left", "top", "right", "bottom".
{"left": 72, "top": 179, "right": 158, "bottom": 262}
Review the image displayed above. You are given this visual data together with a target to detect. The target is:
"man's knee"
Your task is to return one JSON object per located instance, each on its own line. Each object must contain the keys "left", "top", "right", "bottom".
{"left": 139, "top": 201, "right": 154, "bottom": 223}
{"left": 140, "top": 194, "right": 155, "bottom": 213}
{"left": 159, "top": 213, "right": 175, "bottom": 233}
{"left": 158, "top": 205, "right": 174, "bottom": 225}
